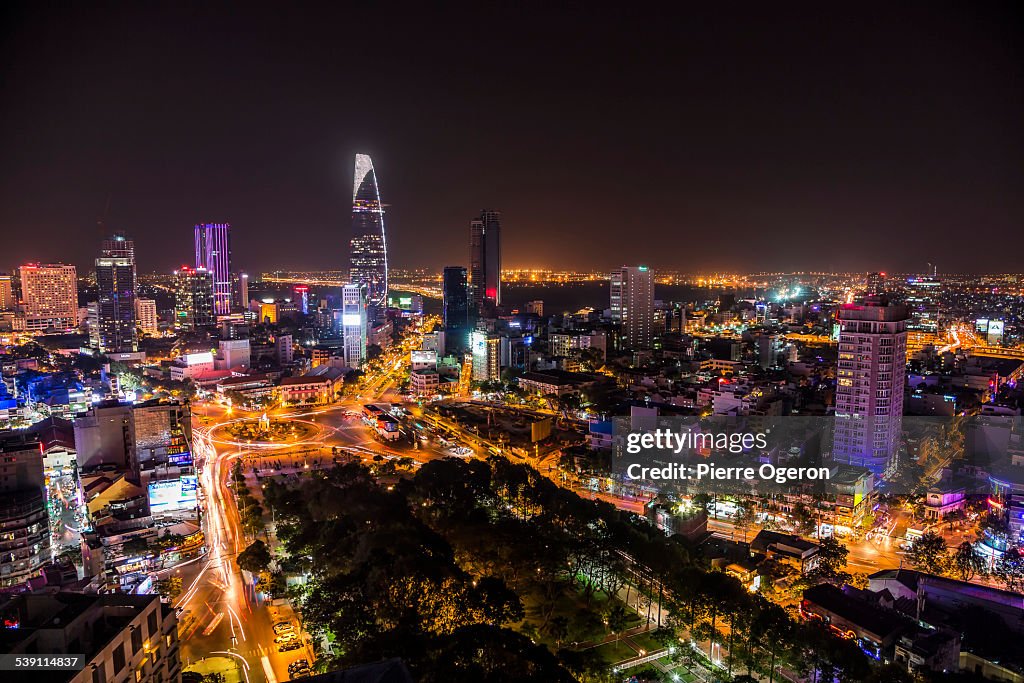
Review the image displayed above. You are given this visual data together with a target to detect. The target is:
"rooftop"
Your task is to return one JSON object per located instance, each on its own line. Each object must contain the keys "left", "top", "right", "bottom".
{"left": 803, "top": 583, "right": 908, "bottom": 640}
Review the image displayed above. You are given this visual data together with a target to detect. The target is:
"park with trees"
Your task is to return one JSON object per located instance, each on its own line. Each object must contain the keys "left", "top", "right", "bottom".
{"left": 262, "top": 457, "right": 885, "bottom": 682}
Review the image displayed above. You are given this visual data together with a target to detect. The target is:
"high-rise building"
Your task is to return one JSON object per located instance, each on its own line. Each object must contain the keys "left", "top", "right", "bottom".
{"left": 276, "top": 334, "right": 294, "bottom": 365}
{"left": 0, "top": 592, "right": 181, "bottom": 683}
{"left": 0, "top": 273, "right": 15, "bottom": 311}
{"left": 18, "top": 263, "right": 78, "bottom": 331}
{"left": 610, "top": 266, "right": 654, "bottom": 350}
{"left": 864, "top": 272, "right": 887, "bottom": 296}
{"left": 442, "top": 266, "right": 470, "bottom": 350}
{"left": 135, "top": 297, "right": 158, "bottom": 336}
{"left": 470, "top": 329, "right": 501, "bottom": 381}
{"left": 194, "top": 222, "right": 232, "bottom": 316}
{"left": 469, "top": 210, "right": 501, "bottom": 313}
{"left": 0, "top": 431, "right": 50, "bottom": 587}
{"left": 101, "top": 232, "right": 135, "bottom": 260}
{"left": 832, "top": 297, "right": 908, "bottom": 476}
{"left": 237, "top": 271, "right": 250, "bottom": 310}
{"left": 349, "top": 154, "right": 388, "bottom": 308}
{"left": 294, "top": 285, "right": 310, "bottom": 315}
{"left": 94, "top": 256, "right": 137, "bottom": 353}
{"left": 173, "top": 265, "right": 215, "bottom": 330}
{"left": 341, "top": 284, "right": 367, "bottom": 369}
{"left": 901, "top": 276, "right": 942, "bottom": 332}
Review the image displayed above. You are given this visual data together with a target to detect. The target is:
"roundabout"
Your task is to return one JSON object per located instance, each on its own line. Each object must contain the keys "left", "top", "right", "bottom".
{"left": 208, "top": 413, "right": 325, "bottom": 450}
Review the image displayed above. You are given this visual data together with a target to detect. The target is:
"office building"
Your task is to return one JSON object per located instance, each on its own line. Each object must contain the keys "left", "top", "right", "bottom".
{"left": 833, "top": 297, "right": 908, "bottom": 476}
{"left": 135, "top": 298, "right": 158, "bottom": 336}
{"left": 0, "top": 431, "right": 50, "bottom": 587}
{"left": 173, "top": 265, "right": 215, "bottom": 330}
{"left": 902, "top": 276, "right": 942, "bottom": 332}
{"left": 17, "top": 263, "right": 78, "bottom": 331}
{"left": 341, "top": 284, "right": 367, "bottom": 369}
{"left": 0, "top": 273, "right": 14, "bottom": 311}
{"left": 0, "top": 592, "right": 181, "bottom": 683}
{"left": 194, "top": 222, "right": 232, "bottom": 315}
{"left": 94, "top": 255, "right": 137, "bottom": 353}
{"left": 610, "top": 266, "right": 654, "bottom": 350}
{"left": 442, "top": 266, "right": 470, "bottom": 351}
{"left": 470, "top": 210, "right": 501, "bottom": 312}
{"left": 349, "top": 154, "right": 388, "bottom": 308}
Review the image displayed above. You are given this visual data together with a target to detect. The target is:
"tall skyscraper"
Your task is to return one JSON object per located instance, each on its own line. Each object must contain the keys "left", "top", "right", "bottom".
{"left": 469, "top": 210, "right": 501, "bottom": 313}
{"left": 194, "top": 222, "right": 232, "bottom": 316}
{"left": 442, "top": 266, "right": 470, "bottom": 349}
{"left": 17, "top": 263, "right": 78, "bottom": 331}
{"left": 341, "top": 283, "right": 367, "bottom": 369}
{"left": 832, "top": 297, "right": 908, "bottom": 476}
{"left": 94, "top": 256, "right": 137, "bottom": 353}
{"left": 610, "top": 266, "right": 654, "bottom": 350}
{"left": 174, "top": 265, "right": 215, "bottom": 330}
{"left": 349, "top": 154, "right": 388, "bottom": 308}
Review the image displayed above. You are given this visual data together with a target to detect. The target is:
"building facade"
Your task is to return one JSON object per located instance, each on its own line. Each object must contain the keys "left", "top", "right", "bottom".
{"left": 0, "top": 592, "right": 181, "bottom": 683}
{"left": 94, "top": 256, "right": 137, "bottom": 353}
{"left": 832, "top": 298, "right": 909, "bottom": 476}
{"left": 0, "top": 432, "right": 50, "bottom": 587}
{"left": 349, "top": 154, "right": 388, "bottom": 308}
{"left": 18, "top": 263, "right": 78, "bottom": 331}
{"left": 0, "top": 273, "right": 14, "bottom": 311}
{"left": 341, "top": 284, "right": 367, "bottom": 369}
{"left": 135, "top": 298, "right": 158, "bottom": 337}
{"left": 442, "top": 265, "right": 470, "bottom": 351}
{"left": 470, "top": 330, "right": 501, "bottom": 382}
{"left": 469, "top": 210, "right": 501, "bottom": 313}
{"left": 610, "top": 266, "right": 654, "bottom": 350}
{"left": 173, "top": 266, "right": 215, "bottom": 330}
{"left": 194, "top": 222, "right": 232, "bottom": 316}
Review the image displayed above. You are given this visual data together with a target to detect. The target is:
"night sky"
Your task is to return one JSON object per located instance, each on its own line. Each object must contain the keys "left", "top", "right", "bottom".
{"left": 1, "top": 2, "right": 1021, "bottom": 275}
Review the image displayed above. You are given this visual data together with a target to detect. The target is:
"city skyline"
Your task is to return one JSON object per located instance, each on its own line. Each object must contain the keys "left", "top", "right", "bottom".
{"left": 1, "top": 4, "right": 1022, "bottom": 274}
{"left": 4, "top": 5, "right": 1024, "bottom": 683}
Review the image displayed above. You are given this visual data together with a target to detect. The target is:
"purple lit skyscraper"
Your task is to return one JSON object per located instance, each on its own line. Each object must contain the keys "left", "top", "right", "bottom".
{"left": 194, "top": 222, "right": 232, "bottom": 316}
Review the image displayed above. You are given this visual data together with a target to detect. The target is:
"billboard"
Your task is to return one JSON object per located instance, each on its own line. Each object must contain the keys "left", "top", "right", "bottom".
{"left": 988, "top": 320, "right": 1005, "bottom": 345}
{"left": 183, "top": 351, "right": 214, "bottom": 366}
{"left": 976, "top": 319, "right": 990, "bottom": 334}
{"left": 148, "top": 476, "right": 199, "bottom": 513}
{"left": 410, "top": 350, "right": 437, "bottom": 367}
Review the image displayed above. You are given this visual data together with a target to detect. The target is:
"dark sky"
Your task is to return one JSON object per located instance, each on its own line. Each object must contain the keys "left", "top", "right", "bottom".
{"left": 1, "top": 2, "right": 1022, "bottom": 275}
